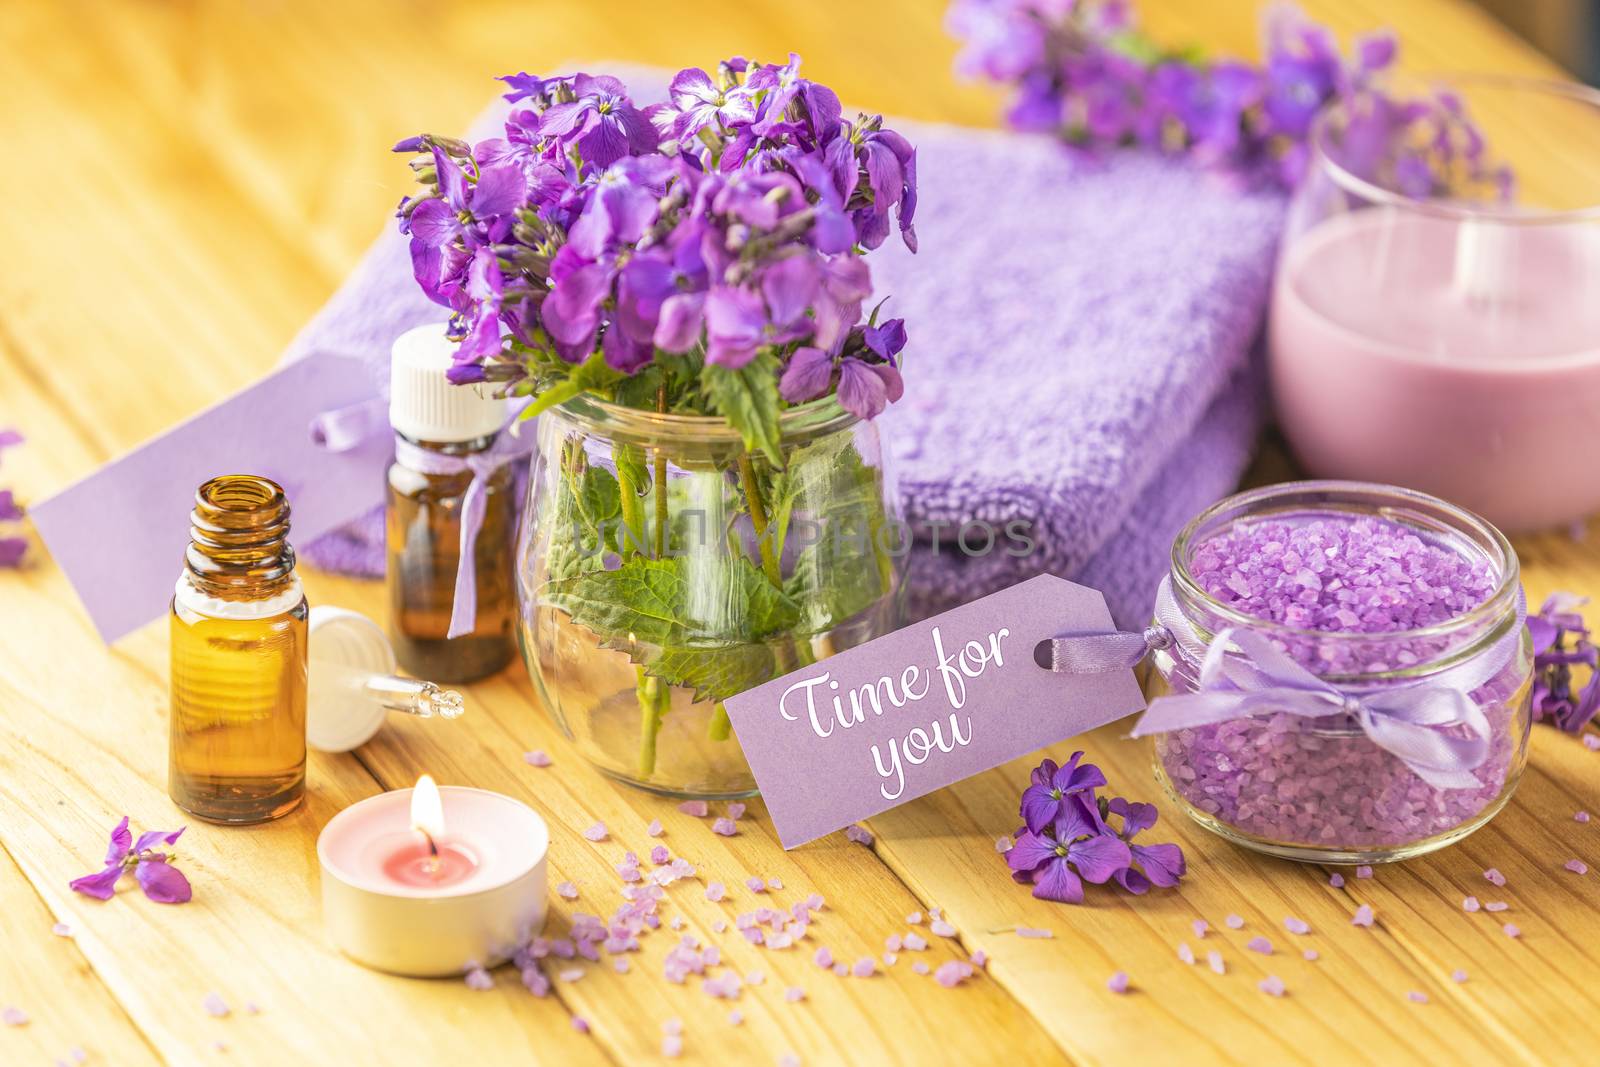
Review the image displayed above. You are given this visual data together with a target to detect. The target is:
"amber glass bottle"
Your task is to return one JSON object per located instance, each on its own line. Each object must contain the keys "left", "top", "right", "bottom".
{"left": 169, "top": 475, "right": 307, "bottom": 824}
{"left": 386, "top": 324, "right": 517, "bottom": 683}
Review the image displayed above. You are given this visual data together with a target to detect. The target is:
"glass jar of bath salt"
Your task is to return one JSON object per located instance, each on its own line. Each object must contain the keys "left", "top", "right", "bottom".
{"left": 1144, "top": 481, "right": 1533, "bottom": 864}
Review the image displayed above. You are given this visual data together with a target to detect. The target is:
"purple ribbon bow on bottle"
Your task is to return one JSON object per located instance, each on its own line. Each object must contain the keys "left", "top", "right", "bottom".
{"left": 392, "top": 429, "right": 533, "bottom": 639}
{"left": 1042, "top": 577, "right": 1526, "bottom": 791}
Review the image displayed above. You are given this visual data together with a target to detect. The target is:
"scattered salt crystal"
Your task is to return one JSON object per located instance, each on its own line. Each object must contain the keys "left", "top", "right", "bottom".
{"left": 727, "top": 802, "right": 747, "bottom": 820}
{"left": 706, "top": 882, "right": 727, "bottom": 902}
{"left": 713, "top": 818, "right": 739, "bottom": 837}
{"left": 913, "top": 961, "right": 931, "bottom": 975}
{"left": 1329, "top": 873, "right": 1345, "bottom": 888}
{"left": 647, "top": 818, "right": 664, "bottom": 837}
{"left": 1207, "top": 951, "right": 1225, "bottom": 975}
{"left": 995, "top": 836, "right": 1013, "bottom": 853}
{"left": 785, "top": 986, "right": 806, "bottom": 1003}
{"left": 929, "top": 907, "right": 942, "bottom": 920}
{"left": 678, "top": 801, "right": 709, "bottom": 817}
{"left": 726, "top": 1009, "right": 744, "bottom": 1026}
{"left": 244, "top": 1003, "right": 260, "bottom": 1015}
{"left": 1566, "top": 859, "right": 1589, "bottom": 875}
{"left": 972, "top": 950, "right": 988, "bottom": 968}
{"left": 767, "top": 877, "right": 783, "bottom": 891}
{"left": 1225, "top": 914, "right": 1245, "bottom": 929}
{"left": 844, "top": 824, "right": 874, "bottom": 846}
{"left": 1355, "top": 866, "right": 1373, "bottom": 879}
{"left": 1106, "top": 971, "right": 1130, "bottom": 994}
{"left": 663, "top": 1018, "right": 683, "bottom": 1036}
{"left": 1177, "top": 942, "right": 1195, "bottom": 965}
{"left": 1578, "top": 811, "right": 1592, "bottom": 823}
{"left": 713, "top": 920, "right": 727, "bottom": 933}
{"left": 1463, "top": 896, "right": 1480, "bottom": 912}
{"left": 2, "top": 1006, "right": 28, "bottom": 1027}
{"left": 614, "top": 958, "right": 631, "bottom": 974}
{"left": 883, "top": 953, "right": 897, "bottom": 966}
{"left": 1407, "top": 991, "right": 1428, "bottom": 1004}
{"left": 523, "top": 750, "right": 552, "bottom": 767}
{"left": 582, "top": 822, "right": 608, "bottom": 842}
{"left": 670, "top": 916, "right": 685, "bottom": 931}
{"left": 1284, "top": 917, "right": 1311, "bottom": 935}
{"left": 934, "top": 961, "right": 972, "bottom": 988}
{"left": 556, "top": 880, "right": 579, "bottom": 900}
{"left": 51, "top": 922, "right": 72, "bottom": 937}
{"left": 1247, "top": 936, "right": 1273, "bottom": 955}
{"left": 745, "top": 877, "right": 766, "bottom": 893}
{"left": 559, "top": 968, "right": 585, "bottom": 982}
{"left": 813, "top": 946, "right": 833, "bottom": 968}
{"left": 1016, "top": 927, "right": 1053, "bottom": 939}
{"left": 906, "top": 911, "right": 923, "bottom": 924}
{"left": 930, "top": 919, "right": 957, "bottom": 938}
{"left": 1302, "top": 949, "right": 1319, "bottom": 961}
{"left": 832, "top": 962, "right": 849, "bottom": 977}
{"left": 852, "top": 957, "right": 876, "bottom": 977}
{"left": 886, "top": 934, "right": 903, "bottom": 952}
{"left": 571, "top": 1016, "right": 590, "bottom": 1034}
{"left": 1503, "top": 923, "right": 1521, "bottom": 938}
{"left": 464, "top": 967, "right": 493, "bottom": 991}
{"left": 1351, "top": 904, "right": 1375, "bottom": 927}
{"left": 1452, "top": 969, "right": 1468, "bottom": 983}
{"left": 903, "top": 932, "right": 929, "bottom": 951}
{"left": 1485, "top": 901, "right": 1509, "bottom": 913}
{"left": 1484, "top": 868, "right": 1506, "bottom": 887}
{"left": 780, "top": 1055, "right": 801, "bottom": 1067}
{"left": 202, "top": 993, "right": 230, "bottom": 1018}
{"left": 1586, "top": 735, "right": 1600, "bottom": 751}
{"left": 1192, "top": 919, "right": 1209, "bottom": 938}
{"left": 1258, "top": 975, "right": 1285, "bottom": 997}
{"left": 806, "top": 893, "right": 825, "bottom": 910}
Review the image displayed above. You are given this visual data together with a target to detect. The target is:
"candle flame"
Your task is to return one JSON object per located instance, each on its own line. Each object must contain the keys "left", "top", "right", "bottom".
{"left": 410, "top": 774, "right": 446, "bottom": 845}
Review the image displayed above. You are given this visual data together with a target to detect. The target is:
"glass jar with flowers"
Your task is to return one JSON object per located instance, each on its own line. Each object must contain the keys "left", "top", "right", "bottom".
{"left": 393, "top": 57, "right": 918, "bottom": 797}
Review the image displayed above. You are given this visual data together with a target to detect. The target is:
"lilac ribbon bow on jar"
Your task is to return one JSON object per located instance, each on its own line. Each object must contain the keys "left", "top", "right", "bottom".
{"left": 1042, "top": 578, "right": 1526, "bottom": 791}
{"left": 392, "top": 430, "right": 532, "bottom": 638}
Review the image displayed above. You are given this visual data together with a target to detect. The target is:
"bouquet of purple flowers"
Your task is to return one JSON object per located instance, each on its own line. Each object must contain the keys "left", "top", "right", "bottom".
{"left": 394, "top": 55, "right": 917, "bottom": 449}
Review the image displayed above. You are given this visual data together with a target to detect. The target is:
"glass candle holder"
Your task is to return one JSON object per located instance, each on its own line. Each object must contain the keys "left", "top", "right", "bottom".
{"left": 1148, "top": 482, "right": 1533, "bottom": 865}
{"left": 1270, "top": 75, "right": 1600, "bottom": 533}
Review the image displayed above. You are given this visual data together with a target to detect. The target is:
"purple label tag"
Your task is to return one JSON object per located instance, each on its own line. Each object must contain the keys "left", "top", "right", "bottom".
{"left": 722, "top": 574, "right": 1145, "bottom": 848}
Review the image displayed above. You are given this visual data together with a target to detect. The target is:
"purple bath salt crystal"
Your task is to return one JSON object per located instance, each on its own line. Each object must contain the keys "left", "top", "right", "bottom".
{"left": 571, "top": 1016, "right": 590, "bottom": 1035}
{"left": 832, "top": 962, "right": 849, "bottom": 977}
{"left": 785, "top": 986, "right": 806, "bottom": 1003}
{"left": 678, "top": 800, "right": 709, "bottom": 817}
{"left": 972, "top": 950, "right": 988, "bottom": 968}
{"left": 886, "top": 934, "right": 903, "bottom": 952}
{"left": 913, "top": 961, "right": 931, "bottom": 975}
{"left": 1576, "top": 811, "right": 1591, "bottom": 823}
{"left": 1246, "top": 936, "right": 1273, "bottom": 955}
{"left": 907, "top": 911, "right": 923, "bottom": 924}
{"left": 728, "top": 1009, "right": 744, "bottom": 1026}
{"left": 202, "top": 992, "right": 230, "bottom": 1018}
{"left": 1503, "top": 923, "right": 1521, "bottom": 938}
{"left": 1258, "top": 975, "right": 1286, "bottom": 997}
{"left": 559, "top": 968, "right": 585, "bottom": 982}
{"left": 706, "top": 882, "right": 726, "bottom": 902}
{"left": 1192, "top": 919, "right": 1209, "bottom": 938}
{"left": 1566, "top": 859, "right": 1590, "bottom": 875}
{"left": 930, "top": 919, "right": 957, "bottom": 938}
{"left": 1407, "top": 991, "right": 1428, "bottom": 1004}
{"left": 1485, "top": 901, "right": 1509, "bottom": 913}
{"left": 1484, "top": 868, "right": 1506, "bottom": 887}
{"left": 845, "top": 824, "right": 874, "bottom": 846}
{"left": 1452, "top": 969, "right": 1469, "bottom": 983}
{"left": 1, "top": 1006, "right": 27, "bottom": 1027}
{"left": 726, "top": 802, "right": 746, "bottom": 821}
{"left": 1329, "top": 873, "right": 1345, "bottom": 888}
{"left": 1106, "top": 971, "right": 1130, "bottom": 994}
{"left": 1225, "top": 914, "right": 1245, "bottom": 929}
{"left": 651, "top": 845, "right": 671, "bottom": 865}
{"left": 995, "top": 835, "right": 1013, "bottom": 853}
{"left": 1463, "top": 896, "right": 1480, "bottom": 912}
{"left": 813, "top": 946, "right": 833, "bottom": 969}
{"left": 1207, "top": 950, "right": 1225, "bottom": 975}
{"left": 1351, "top": 904, "right": 1375, "bottom": 927}
{"left": 51, "top": 923, "right": 72, "bottom": 938}
{"left": 713, "top": 818, "right": 739, "bottom": 837}
{"left": 903, "top": 932, "right": 929, "bottom": 951}
{"left": 1016, "top": 927, "right": 1053, "bottom": 940}
{"left": 935, "top": 961, "right": 972, "bottom": 988}
{"left": 746, "top": 876, "right": 767, "bottom": 893}
{"left": 1586, "top": 735, "right": 1600, "bottom": 751}
{"left": 1284, "top": 917, "right": 1311, "bottom": 935}
{"left": 582, "top": 822, "right": 608, "bottom": 842}
{"left": 663, "top": 1018, "right": 684, "bottom": 1036}
{"left": 853, "top": 957, "right": 876, "bottom": 978}
{"left": 1302, "top": 949, "right": 1319, "bottom": 961}
{"left": 1355, "top": 866, "right": 1373, "bottom": 879}
{"left": 556, "top": 881, "right": 579, "bottom": 900}
{"left": 647, "top": 819, "right": 664, "bottom": 837}
{"left": 767, "top": 877, "right": 784, "bottom": 891}
{"left": 465, "top": 967, "right": 493, "bottom": 991}
{"left": 523, "top": 750, "right": 552, "bottom": 767}
{"left": 614, "top": 958, "right": 631, "bottom": 974}
{"left": 1177, "top": 942, "right": 1195, "bottom": 965}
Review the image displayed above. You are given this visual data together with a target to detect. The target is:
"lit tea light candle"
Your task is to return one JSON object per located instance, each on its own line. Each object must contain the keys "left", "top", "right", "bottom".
{"left": 317, "top": 776, "right": 547, "bottom": 976}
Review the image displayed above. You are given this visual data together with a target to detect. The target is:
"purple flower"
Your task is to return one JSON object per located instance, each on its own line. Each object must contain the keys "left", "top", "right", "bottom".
{"left": 70, "top": 817, "right": 192, "bottom": 904}
{"left": 1005, "top": 802, "right": 1132, "bottom": 904}
{"left": 539, "top": 74, "right": 656, "bottom": 170}
{"left": 1104, "top": 797, "right": 1186, "bottom": 893}
{"left": 1020, "top": 751, "right": 1107, "bottom": 834}
{"left": 779, "top": 347, "right": 835, "bottom": 404}
{"left": 1529, "top": 593, "right": 1599, "bottom": 733}
{"left": 835, "top": 360, "right": 902, "bottom": 420}
{"left": 658, "top": 66, "right": 758, "bottom": 144}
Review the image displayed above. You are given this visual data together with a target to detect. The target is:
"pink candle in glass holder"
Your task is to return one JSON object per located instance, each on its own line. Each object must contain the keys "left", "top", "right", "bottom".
{"left": 317, "top": 775, "right": 548, "bottom": 976}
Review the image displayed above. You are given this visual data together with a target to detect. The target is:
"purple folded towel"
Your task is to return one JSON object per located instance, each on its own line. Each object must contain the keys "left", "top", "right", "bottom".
{"left": 294, "top": 71, "right": 1283, "bottom": 629}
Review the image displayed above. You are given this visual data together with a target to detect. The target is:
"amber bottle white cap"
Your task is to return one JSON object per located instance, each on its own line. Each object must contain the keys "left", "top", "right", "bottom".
{"left": 389, "top": 323, "right": 507, "bottom": 443}
{"left": 307, "top": 606, "right": 464, "bottom": 753}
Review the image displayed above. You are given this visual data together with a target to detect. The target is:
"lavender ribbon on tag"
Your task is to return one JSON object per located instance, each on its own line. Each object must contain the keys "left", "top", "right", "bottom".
{"left": 1043, "top": 577, "right": 1526, "bottom": 790}
{"left": 391, "top": 430, "right": 532, "bottom": 638}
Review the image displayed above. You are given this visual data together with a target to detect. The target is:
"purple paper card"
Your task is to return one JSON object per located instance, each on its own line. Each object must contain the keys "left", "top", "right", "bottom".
{"left": 723, "top": 574, "right": 1145, "bottom": 848}
{"left": 30, "top": 354, "right": 389, "bottom": 642}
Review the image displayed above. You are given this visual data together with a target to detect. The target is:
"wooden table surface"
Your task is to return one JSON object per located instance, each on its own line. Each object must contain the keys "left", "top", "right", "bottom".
{"left": 4, "top": 1, "right": 1599, "bottom": 1064}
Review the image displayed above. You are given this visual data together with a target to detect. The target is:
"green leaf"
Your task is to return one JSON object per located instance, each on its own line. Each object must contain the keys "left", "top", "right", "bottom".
{"left": 644, "top": 644, "right": 779, "bottom": 704}
{"left": 782, "top": 436, "right": 894, "bottom": 633}
{"left": 575, "top": 466, "right": 621, "bottom": 529}
{"left": 613, "top": 442, "right": 651, "bottom": 501}
{"left": 704, "top": 352, "right": 783, "bottom": 465}
{"left": 521, "top": 378, "right": 583, "bottom": 420}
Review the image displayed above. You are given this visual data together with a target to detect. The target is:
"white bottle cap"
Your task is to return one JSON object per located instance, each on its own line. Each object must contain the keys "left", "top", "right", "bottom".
{"left": 307, "top": 606, "right": 396, "bottom": 753}
{"left": 389, "top": 323, "right": 507, "bottom": 443}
